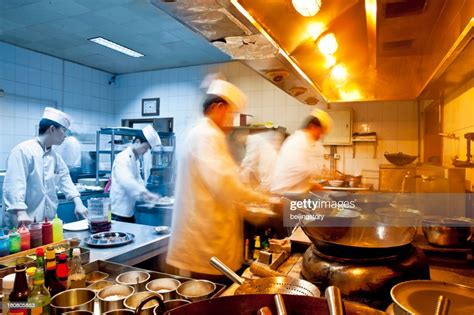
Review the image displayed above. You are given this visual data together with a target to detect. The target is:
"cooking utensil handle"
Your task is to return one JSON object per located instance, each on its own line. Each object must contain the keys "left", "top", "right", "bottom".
{"left": 135, "top": 294, "right": 165, "bottom": 315}
{"left": 434, "top": 295, "right": 450, "bottom": 315}
{"left": 274, "top": 294, "right": 287, "bottom": 315}
{"left": 210, "top": 256, "right": 245, "bottom": 285}
{"left": 325, "top": 286, "right": 344, "bottom": 315}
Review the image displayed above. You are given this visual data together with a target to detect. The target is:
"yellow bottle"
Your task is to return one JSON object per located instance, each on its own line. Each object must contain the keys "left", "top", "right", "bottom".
{"left": 253, "top": 236, "right": 261, "bottom": 260}
{"left": 52, "top": 214, "right": 63, "bottom": 243}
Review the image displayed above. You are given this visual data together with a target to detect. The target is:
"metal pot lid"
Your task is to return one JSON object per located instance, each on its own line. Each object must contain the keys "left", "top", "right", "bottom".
{"left": 391, "top": 280, "right": 474, "bottom": 314}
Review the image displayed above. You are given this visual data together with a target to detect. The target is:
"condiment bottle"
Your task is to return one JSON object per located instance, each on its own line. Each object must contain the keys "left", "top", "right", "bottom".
{"left": 28, "top": 262, "right": 50, "bottom": 315}
{"left": 0, "top": 230, "right": 10, "bottom": 257}
{"left": 17, "top": 224, "right": 31, "bottom": 251}
{"left": 68, "top": 248, "right": 86, "bottom": 289}
{"left": 56, "top": 253, "right": 69, "bottom": 289}
{"left": 45, "top": 246, "right": 65, "bottom": 296}
{"left": 52, "top": 214, "right": 63, "bottom": 243}
{"left": 42, "top": 217, "right": 53, "bottom": 245}
{"left": 9, "top": 227, "right": 21, "bottom": 254}
{"left": 8, "top": 263, "right": 29, "bottom": 315}
{"left": 29, "top": 218, "right": 43, "bottom": 248}
{"left": 26, "top": 267, "right": 37, "bottom": 290}
{"left": 2, "top": 273, "right": 15, "bottom": 315}
{"left": 253, "top": 235, "right": 261, "bottom": 260}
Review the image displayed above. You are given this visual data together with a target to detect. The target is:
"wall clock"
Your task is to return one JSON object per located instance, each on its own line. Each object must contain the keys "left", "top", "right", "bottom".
{"left": 142, "top": 98, "right": 160, "bottom": 116}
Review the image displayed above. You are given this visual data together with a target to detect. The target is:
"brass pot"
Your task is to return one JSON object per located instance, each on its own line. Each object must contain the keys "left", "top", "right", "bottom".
{"left": 146, "top": 278, "right": 181, "bottom": 301}
{"left": 124, "top": 292, "right": 163, "bottom": 315}
{"left": 50, "top": 289, "right": 96, "bottom": 315}
{"left": 422, "top": 216, "right": 473, "bottom": 247}
{"left": 116, "top": 271, "right": 150, "bottom": 292}
{"left": 103, "top": 310, "right": 135, "bottom": 315}
{"left": 176, "top": 280, "right": 216, "bottom": 302}
{"left": 98, "top": 284, "right": 135, "bottom": 313}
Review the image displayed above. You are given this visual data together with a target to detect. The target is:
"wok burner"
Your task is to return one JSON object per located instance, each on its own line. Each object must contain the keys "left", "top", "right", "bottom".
{"left": 301, "top": 242, "right": 430, "bottom": 310}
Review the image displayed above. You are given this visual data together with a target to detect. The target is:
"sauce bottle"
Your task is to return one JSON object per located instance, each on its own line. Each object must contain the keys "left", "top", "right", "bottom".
{"left": 9, "top": 228, "right": 21, "bottom": 254}
{"left": 56, "top": 253, "right": 69, "bottom": 289}
{"left": 8, "top": 263, "right": 29, "bottom": 315}
{"left": 29, "top": 218, "right": 43, "bottom": 248}
{"left": 45, "top": 247, "right": 65, "bottom": 296}
{"left": 52, "top": 214, "right": 63, "bottom": 243}
{"left": 0, "top": 230, "right": 9, "bottom": 257}
{"left": 27, "top": 263, "right": 51, "bottom": 315}
{"left": 17, "top": 224, "right": 31, "bottom": 251}
{"left": 68, "top": 248, "right": 86, "bottom": 289}
{"left": 41, "top": 218, "right": 53, "bottom": 245}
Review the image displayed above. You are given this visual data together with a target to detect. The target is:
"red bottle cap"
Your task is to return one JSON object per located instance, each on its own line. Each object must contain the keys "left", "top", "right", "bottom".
{"left": 36, "top": 247, "right": 44, "bottom": 257}
{"left": 58, "top": 253, "right": 68, "bottom": 261}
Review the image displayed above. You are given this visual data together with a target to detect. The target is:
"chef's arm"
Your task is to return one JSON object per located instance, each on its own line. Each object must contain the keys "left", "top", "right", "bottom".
{"left": 194, "top": 135, "right": 269, "bottom": 204}
{"left": 56, "top": 156, "right": 88, "bottom": 218}
{"left": 3, "top": 147, "right": 29, "bottom": 212}
{"left": 239, "top": 136, "right": 259, "bottom": 184}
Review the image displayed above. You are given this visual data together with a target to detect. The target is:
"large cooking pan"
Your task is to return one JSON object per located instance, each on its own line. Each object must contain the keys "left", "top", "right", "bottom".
{"left": 137, "top": 293, "right": 386, "bottom": 315}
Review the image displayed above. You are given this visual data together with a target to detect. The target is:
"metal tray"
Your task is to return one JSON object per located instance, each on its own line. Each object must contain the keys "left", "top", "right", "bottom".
{"left": 85, "top": 231, "right": 135, "bottom": 248}
{"left": 82, "top": 260, "right": 226, "bottom": 298}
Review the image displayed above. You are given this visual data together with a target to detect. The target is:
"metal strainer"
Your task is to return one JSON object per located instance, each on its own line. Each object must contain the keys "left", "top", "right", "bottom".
{"left": 210, "top": 257, "right": 320, "bottom": 297}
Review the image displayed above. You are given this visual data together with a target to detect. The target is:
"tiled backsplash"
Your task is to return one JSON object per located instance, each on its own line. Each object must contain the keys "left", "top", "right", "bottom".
{"left": 0, "top": 42, "right": 115, "bottom": 169}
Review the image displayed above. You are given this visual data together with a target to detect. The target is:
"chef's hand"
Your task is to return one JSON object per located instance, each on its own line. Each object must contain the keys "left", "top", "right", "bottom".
{"left": 16, "top": 210, "right": 32, "bottom": 226}
{"left": 73, "top": 197, "right": 88, "bottom": 219}
{"left": 142, "top": 191, "right": 160, "bottom": 203}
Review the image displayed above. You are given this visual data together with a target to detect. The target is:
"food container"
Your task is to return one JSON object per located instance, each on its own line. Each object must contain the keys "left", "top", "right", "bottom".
{"left": 50, "top": 289, "right": 96, "bottom": 315}
{"left": 376, "top": 208, "right": 422, "bottom": 227}
{"left": 87, "top": 280, "right": 115, "bottom": 292}
{"left": 87, "top": 198, "right": 111, "bottom": 233}
{"left": 422, "top": 216, "right": 473, "bottom": 247}
{"left": 63, "top": 311, "right": 94, "bottom": 315}
{"left": 124, "top": 292, "right": 163, "bottom": 315}
{"left": 103, "top": 310, "right": 134, "bottom": 315}
{"left": 146, "top": 278, "right": 181, "bottom": 301}
{"left": 176, "top": 280, "right": 216, "bottom": 302}
{"left": 116, "top": 271, "right": 150, "bottom": 292}
{"left": 328, "top": 180, "right": 344, "bottom": 187}
{"left": 98, "top": 284, "right": 135, "bottom": 313}
{"left": 85, "top": 271, "right": 109, "bottom": 285}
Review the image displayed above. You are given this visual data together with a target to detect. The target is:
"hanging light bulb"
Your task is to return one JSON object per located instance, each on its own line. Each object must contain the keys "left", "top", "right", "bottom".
{"left": 292, "top": 0, "right": 322, "bottom": 17}
{"left": 318, "top": 33, "right": 338, "bottom": 55}
{"left": 331, "top": 64, "right": 348, "bottom": 85}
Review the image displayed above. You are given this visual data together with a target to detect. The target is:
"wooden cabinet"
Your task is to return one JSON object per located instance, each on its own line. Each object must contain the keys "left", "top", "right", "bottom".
{"left": 323, "top": 109, "right": 353, "bottom": 145}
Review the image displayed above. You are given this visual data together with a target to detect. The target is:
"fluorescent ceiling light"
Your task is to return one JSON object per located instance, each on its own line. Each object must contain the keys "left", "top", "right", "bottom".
{"left": 89, "top": 37, "right": 144, "bottom": 58}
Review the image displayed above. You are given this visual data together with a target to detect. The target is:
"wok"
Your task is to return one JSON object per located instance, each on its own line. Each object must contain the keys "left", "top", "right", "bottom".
{"left": 137, "top": 294, "right": 386, "bottom": 315}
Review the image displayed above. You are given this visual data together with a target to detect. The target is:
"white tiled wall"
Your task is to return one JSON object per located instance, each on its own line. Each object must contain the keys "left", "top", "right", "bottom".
{"left": 114, "top": 61, "right": 419, "bottom": 188}
{"left": 0, "top": 41, "right": 115, "bottom": 169}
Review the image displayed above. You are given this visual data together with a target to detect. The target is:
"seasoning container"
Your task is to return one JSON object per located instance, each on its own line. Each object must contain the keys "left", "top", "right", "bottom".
{"left": 42, "top": 217, "right": 53, "bottom": 245}
{"left": 52, "top": 214, "right": 64, "bottom": 243}
{"left": 2, "top": 273, "right": 16, "bottom": 315}
{"left": 9, "top": 227, "right": 21, "bottom": 254}
{"left": 29, "top": 219, "right": 43, "bottom": 248}
{"left": 9, "top": 263, "right": 30, "bottom": 314}
{"left": 56, "top": 253, "right": 70, "bottom": 289}
{"left": 18, "top": 224, "right": 31, "bottom": 251}
{"left": 26, "top": 266, "right": 37, "bottom": 290}
{"left": 0, "top": 230, "right": 9, "bottom": 257}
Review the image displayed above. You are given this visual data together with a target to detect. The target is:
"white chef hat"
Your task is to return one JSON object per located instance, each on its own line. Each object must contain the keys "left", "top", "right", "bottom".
{"left": 206, "top": 79, "right": 247, "bottom": 111}
{"left": 42, "top": 107, "right": 72, "bottom": 129}
{"left": 310, "top": 108, "right": 333, "bottom": 133}
{"left": 142, "top": 125, "right": 161, "bottom": 147}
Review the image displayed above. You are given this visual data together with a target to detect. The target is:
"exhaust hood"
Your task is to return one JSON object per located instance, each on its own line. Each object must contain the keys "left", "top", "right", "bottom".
{"left": 152, "top": 0, "right": 473, "bottom": 103}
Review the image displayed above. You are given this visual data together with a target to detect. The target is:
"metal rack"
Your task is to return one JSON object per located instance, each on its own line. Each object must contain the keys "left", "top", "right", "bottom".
{"left": 95, "top": 127, "right": 143, "bottom": 186}
{"left": 148, "top": 131, "right": 176, "bottom": 196}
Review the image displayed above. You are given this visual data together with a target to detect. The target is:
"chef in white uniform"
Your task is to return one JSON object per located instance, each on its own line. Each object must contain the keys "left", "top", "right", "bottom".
{"left": 2, "top": 107, "right": 88, "bottom": 227}
{"left": 240, "top": 130, "right": 284, "bottom": 192}
{"left": 271, "top": 108, "right": 332, "bottom": 194}
{"left": 166, "top": 78, "right": 270, "bottom": 280}
{"left": 110, "top": 125, "right": 161, "bottom": 223}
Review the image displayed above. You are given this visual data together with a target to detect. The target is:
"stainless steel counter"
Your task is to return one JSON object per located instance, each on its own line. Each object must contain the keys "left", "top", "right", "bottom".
{"left": 64, "top": 221, "right": 169, "bottom": 266}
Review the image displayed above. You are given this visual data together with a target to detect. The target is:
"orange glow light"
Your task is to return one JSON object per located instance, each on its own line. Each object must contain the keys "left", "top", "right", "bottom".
{"left": 318, "top": 33, "right": 338, "bottom": 55}
{"left": 292, "top": 0, "right": 322, "bottom": 17}
{"left": 331, "top": 64, "right": 347, "bottom": 84}
{"left": 324, "top": 55, "right": 336, "bottom": 68}
{"left": 307, "top": 22, "right": 326, "bottom": 41}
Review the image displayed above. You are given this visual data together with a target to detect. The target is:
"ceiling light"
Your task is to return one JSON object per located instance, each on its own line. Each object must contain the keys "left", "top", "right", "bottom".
{"left": 307, "top": 22, "right": 326, "bottom": 41}
{"left": 331, "top": 64, "right": 347, "bottom": 84}
{"left": 292, "top": 0, "right": 322, "bottom": 17}
{"left": 324, "top": 55, "right": 336, "bottom": 68}
{"left": 89, "top": 37, "right": 144, "bottom": 58}
{"left": 318, "top": 33, "right": 338, "bottom": 55}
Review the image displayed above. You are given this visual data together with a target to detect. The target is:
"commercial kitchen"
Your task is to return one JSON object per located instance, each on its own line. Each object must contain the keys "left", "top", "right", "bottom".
{"left": 0, "top": 0, "right": 473, "bottom": 314}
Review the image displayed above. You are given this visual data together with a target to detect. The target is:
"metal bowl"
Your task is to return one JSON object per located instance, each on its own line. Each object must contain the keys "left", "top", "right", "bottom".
{"left": 146, "top": 278, "right": 181, "bottom": 301}
{"left": 176, "top": 280, "right": 216, "bottom": 302}
{"left": 116, "top": 271, "right": 150, "bottom": 292}
{"left": 124, "top": 291, "right": 163, "bottom": 315}
{"left": 103, "top": 310, "right": 134, "bottom": 315}
{"left": 50, "top": 289, "right": 96, "bottom": 315}
{"left": 87, "top": 280, "right": 114, "bottom": 292}
{"left": 98, "top": 284, "right": 135, "bottom": 313}
{"left": 422, "top": 216, "right": 473, "bottom": 247}
{"left": 63, "top": 311, "right": 94, "bottom": 315}
{"left": 384, "top": 152, "right": 417, "bottom": 166}
{"left": 85, "top": 271, "right": 109, "bottom": 285}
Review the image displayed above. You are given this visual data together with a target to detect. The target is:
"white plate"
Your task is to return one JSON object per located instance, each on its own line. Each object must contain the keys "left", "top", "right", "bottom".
{"left": 154, "top": 226, "right": 171, "bottom": 234}
{"left": 63, "top": 219, "right": 89, "bottom": 231}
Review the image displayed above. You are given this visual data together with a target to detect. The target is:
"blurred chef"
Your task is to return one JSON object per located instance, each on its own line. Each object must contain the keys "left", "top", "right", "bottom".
{"left": 110, "top": 125, "right": 161, "bottom": 223}
{"left": 271, "top": 108, "right": 332, "bottom": 194}
{"left": 2, "top": 107, "right": 88, "bottom": 227}
{"left": 54, "top": 129, "right": 82, "bottom": 182}
{"left": 240, "top": 130, "right": 284, "bottom": 192}
{"left": 167, "top": 78, "right": 270, "bottom": 280}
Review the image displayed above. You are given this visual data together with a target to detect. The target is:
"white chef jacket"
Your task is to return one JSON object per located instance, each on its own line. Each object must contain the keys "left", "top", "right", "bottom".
{"left": 271, "top": 130, "right": 320, "bottom": 194}
{"left": 2, "top": 138, "right": 80, "bottom": 227}
{"left": 166, "top": 118, "right": 267, "bottom": 275}
{"left": 240, "top": 132, "right": 281, "bottom": 192}
{"left": 54, "top": 136, "right": 81, "bottom": 169}
{"left": 110, "top": 147, "right": 147, "bottom": 218}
